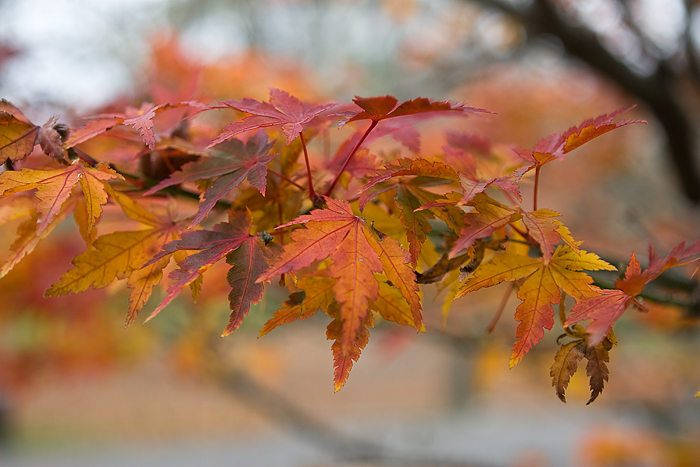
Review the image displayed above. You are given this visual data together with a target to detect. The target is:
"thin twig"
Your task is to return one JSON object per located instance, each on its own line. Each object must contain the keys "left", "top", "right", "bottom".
{"left": 324, "top": 120, "right": 377, "bottom": 197}
{"left": 486, "top": 282, "right": 515, "bottom": 334}
{"left": 533, "top": 164, "right": 541, "bottom": 211}
{"left": 266, "top": 167, "right": 305, "bottom": 191}
{"left": 300, "top": 132, "right": 316, "bottom": 200}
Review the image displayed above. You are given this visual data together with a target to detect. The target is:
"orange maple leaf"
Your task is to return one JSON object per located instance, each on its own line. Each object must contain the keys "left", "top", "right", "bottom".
{"left": 0, "top": 100, "right": 40, "bottom": 163}
{"left": 259, "top": 273, "right": 336, "bottom": 337}
{"left": 449, "top": 193, "right": 520, "bottom": 258}
{"left": 45, "top": 187, "right": 187, "bottom": 325}
{"left": 517, "top": 106, "right": 646, "bottom": 170}
{"left": 0, "top": 195, "right": 79, "bottom": 279}
{"left": 566, "top": 241, "right": 700, "bottom": 346}
{"left": 0, "top": 161, "right": 123, "bottom": 236}
{"left": 457, "top": 245, "right": 616, "bottom": 367}
{"left": 326, "top": 303, "right": 374, "bottom": 391}
{"left": 257, "top": 196, "right": 421, "bottom": 390}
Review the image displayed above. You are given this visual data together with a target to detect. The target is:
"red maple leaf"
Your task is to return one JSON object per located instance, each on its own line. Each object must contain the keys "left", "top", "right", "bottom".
{"left": 209, "top": 88, "right": 335, "bottom": 147}
{"left": 336, "top": 96, "right": 490, "bottom": 127}
{"left": 517, "top": 106, "right": 646, "bottom": 168}
{"left": 566, "top": 241, "right": 700, "bottom": 345}
{"left": 65, "top": 101, "right": 207, "bottom": 150}
{"left": 257, "top": 197, "right": 421, "bottom": 390}
{"left": 143, "top": 210, "right": 273, "bottom": 334}
{"left": 144, "top": 131, "right": 276, "bottom": 227}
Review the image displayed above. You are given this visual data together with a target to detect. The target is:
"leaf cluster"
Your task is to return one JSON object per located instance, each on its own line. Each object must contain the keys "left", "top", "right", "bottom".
{"left": 1, "top": 90, "right": 698, "bottom": 400}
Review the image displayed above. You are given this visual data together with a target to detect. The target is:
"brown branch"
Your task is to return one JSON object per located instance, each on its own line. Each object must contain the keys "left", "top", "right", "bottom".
{"left": 467, "top": 0, "right": 700, "bottom": 203}
{"left": 205, "top": 337, "right": 497, "bottom": 466}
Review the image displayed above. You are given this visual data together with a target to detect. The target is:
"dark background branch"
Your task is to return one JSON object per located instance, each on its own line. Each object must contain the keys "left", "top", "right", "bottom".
{"left": 470, "top": 0, "right": 700, "bottom": 203}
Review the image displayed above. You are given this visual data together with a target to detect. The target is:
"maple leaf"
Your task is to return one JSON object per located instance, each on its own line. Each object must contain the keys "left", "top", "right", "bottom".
{"left": 0, "top": 161, "right": 123, "bottom": 236}
{"left": 550, "top": 340, "right": 585, "bottom": 403}
{"left": 518, "top": 106, "right": 645, "bottom": 169}
{"left": 0, "top": 100, "right": 40, "bottom": 164}
{"left": 0, "top": 100, "right": 66, "bottom": 163}
{"left": 36, "top": 117, "right": 65, "bottom": 161}
{"left": 144, "top": 210, "right": 273, "bottom": 334}
{"left": 359, "top": 160, "right": 454, "bottom": 267}
{"left": 521, "top": 208, "right": 578, "bottom": 261}
{"left": 259, "top": 273, "right": 336, "bottom": 337}
{"left": 119, "top": 102, "right": 161, "bottom": 149}
{"left": 223, "top": 232, "right": 271, "bottom": 336}
{"left": 337, "top": 95, "right": 489, "bottom": 127}
{"left": 45, "top": 187, "right": 187, "bottom": 324}
{"left": 327, "top": 98, "right": 491, "bottom": 181}
{"left": 144, "top": 131, "right": 277, "bottom": 227}
{"left": 0, "top": 195, "right": 79, "bottom": 279}
{"left": 585, "top": 335, "right": 614, "bottom": 404}
{"left": 550, "top": 334, "right": 614, "bottom": 404}
{"left": 359, "top": 158, "right": 466, "bottom": 249}
{"left": 448, "top": 193, "right": 520, "bottom": 258}
{"left": 327, "top": 303, "right": 374, "bottom": 392}
{"left": 456, "top": 174, "right": 493, "bottom": 206}
{"left": 440, "top": 143, "right": 525, "bottom": 205}
{"left": 371, "top": 278, "right": 424, "bottom": 329}
{"left": 65, "top": 101, "right": 208, "bottom": 150}
{"left": 210, "top": 88, "right": 335, "bottom": 147}
{"left": 457, "top": 245, "right": 615, "bottom": 367}
{"left": 360, "top": 158, "right": 458, "bottom": 201}
{"left": 565, "top": 241, "right": 700, "bottom": 346}
{"left": 394, "top": 184, "right": 434, "bottom": 268}
{"left": 257, "top": 197, "right": 421, "bottom": 389}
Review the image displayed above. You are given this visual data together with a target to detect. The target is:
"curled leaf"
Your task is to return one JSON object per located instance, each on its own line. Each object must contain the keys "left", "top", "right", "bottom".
{"left": 550, "top": 340, "right": 585, "bottom": 403}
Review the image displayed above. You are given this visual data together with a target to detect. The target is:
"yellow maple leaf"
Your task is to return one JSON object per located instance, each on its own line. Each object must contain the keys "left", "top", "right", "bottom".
{"left": 259, "top": 274, "right": 336, "bottom": 337}
{"left": 46, "top": 188, "right": 186, "bottom": 325}
{"left": 0, "top": 101, "right": 39, "bottom": 164}
{"left": 73, "top": 196, "right": 98, "bottom": 248}
{"left": 371, "top": 278, "right": 424, "bottom": 329}
{"left": 0, "top": 192, "right": 35, "bottom": 224}
{"left": 456, "top": 245, "right": 615, "bottom": 367}
{"left": 0, "top": 161, "right": 123, "bottom": 236}
{"left": 0, "top": 195, "right": 79, "bottom": 279}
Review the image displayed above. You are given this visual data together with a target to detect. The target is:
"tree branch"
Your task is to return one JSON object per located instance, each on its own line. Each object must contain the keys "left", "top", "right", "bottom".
{"left": 468, "top": 0, "right": 700, "bottom": 203}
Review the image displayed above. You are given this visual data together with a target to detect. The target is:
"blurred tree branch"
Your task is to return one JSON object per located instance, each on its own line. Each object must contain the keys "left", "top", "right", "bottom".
{"left": 470, "top": 0, "right": 700, "bottom": 203}
{"left": 205, "top": 336, "right": 498, "bottom": 467}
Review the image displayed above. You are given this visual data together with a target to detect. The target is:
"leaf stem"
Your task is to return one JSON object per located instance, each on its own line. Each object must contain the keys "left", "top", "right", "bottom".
{"left": 266, "top": 167, "right": 305, "bottom": 191}
{"left": 533, "top": 164, "right": 541, "bottom": 211}
{"left": 324, "top": 120, "right": 378, "bottom": 197}
{"left": 299, "top": 132, "right": 316, "bottom": 200}
{"left": 278, "top": 202, "right": 286, "bottom": 286}
{"left": 486, "top": 282, "right": 515, "bottom": 333}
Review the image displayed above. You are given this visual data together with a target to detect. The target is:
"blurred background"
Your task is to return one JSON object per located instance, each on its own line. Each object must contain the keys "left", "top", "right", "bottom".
{"left": 1, "top": 0, "right": 700, "bottom": 466}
